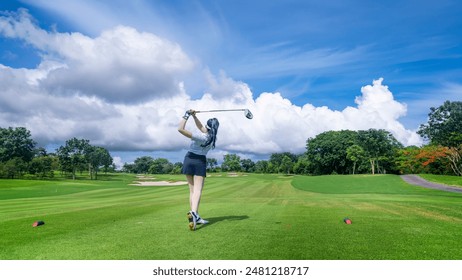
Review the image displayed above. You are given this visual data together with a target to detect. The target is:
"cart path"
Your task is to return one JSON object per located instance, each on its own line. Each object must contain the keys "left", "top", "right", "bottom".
{"left": 400, "top": 175, "right": 462, "bottom": 193}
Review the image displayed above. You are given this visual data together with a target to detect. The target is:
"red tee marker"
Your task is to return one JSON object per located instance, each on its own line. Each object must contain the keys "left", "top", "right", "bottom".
{"left": 32, "top": 221, "right": 45, "bottom": 227}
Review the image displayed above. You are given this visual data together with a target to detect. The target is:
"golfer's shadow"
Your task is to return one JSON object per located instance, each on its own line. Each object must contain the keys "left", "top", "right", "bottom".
{"left": 196, "top": 215, "right": 249, "bottom": 230}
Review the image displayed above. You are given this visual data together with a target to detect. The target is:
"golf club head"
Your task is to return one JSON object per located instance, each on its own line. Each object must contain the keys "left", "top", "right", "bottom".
{"left": 195, "top": 109, "right": 253, "bottom": 119}
{"left": 244, "top": 109, "right": 253, "bottom": 119}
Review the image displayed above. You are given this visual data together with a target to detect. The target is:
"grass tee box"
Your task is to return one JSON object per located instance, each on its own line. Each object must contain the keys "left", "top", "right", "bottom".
{"left": 1, "top": 173, "right": 462, "bottom": 260}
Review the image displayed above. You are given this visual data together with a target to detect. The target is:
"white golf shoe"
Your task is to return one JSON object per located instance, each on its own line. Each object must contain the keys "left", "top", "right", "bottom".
{"left": 196, "top": 217, "right": 209, "bottom": 224}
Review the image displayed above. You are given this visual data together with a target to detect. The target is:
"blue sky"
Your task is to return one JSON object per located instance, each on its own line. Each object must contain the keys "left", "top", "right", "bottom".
{"left": 1, "top": 0, "right": 461, "bottom": 166}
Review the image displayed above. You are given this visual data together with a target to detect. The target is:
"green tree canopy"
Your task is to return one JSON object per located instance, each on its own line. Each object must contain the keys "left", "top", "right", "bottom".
{"left": 222, "top": 154, "right": 241, "bottom": 172}
{"left": 346, "top": 144, "right": 365, "bottom": 175}
{"left": 86, "top": 146, "right": 113, "bottom": 179}
{"left": 133, "top": 156, "right": 154, "bottom": 174}
{"left": 254, "top": 160, "right": 269, "bottom": 173}
{"left": 269, "top": 152, "right": 297, "bottom": 173}
{"left": 357, "top": 129, "right": 402, "bottom": 174}
{"left": 56, "top": 138, "right": 90, "bottom": 180}
{"left": 206, "top": 158, "right": 218, "bottom": 172}
{"left": 306, "top": 129, "right": 402, "bottom": 175}
{"left": 306, "top": 130, "right": 358, "bottom": 175}
{"left": 0, "top": 127, "right": 36, "bottom": 163}
{"left": 149, "top": 158, "right": 173, "bottom": 174}
{"left": 280, "top": 155, "right": 294, "bottom": 174}
{"left": 240, "top": 158, "right": 255, "bottom": 172}
{"left": 418, "top": 100, "right": 462, "bottom": 147}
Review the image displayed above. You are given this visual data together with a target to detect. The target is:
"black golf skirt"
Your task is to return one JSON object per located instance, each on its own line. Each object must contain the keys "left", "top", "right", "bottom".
{"left": 182, "top": 152, "right": 207, "bottom": 177}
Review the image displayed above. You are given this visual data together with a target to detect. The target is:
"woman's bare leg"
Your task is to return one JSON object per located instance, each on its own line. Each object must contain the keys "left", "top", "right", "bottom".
{"left": 186, "top": 175, "right": 194, "bottom": 209}
{"left": 190, "top": 175, "right": 205, "bottom": 213}
{"left": 185, "top": 175, "right": 205, "bottom": 213}
{"left": 185, "top": 175, "right": 205, "bottom": 230}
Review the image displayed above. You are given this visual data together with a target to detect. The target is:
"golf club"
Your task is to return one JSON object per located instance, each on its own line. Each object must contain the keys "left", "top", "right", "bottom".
{"left": 195, "top": 109, "right": 253, "bottom": 119}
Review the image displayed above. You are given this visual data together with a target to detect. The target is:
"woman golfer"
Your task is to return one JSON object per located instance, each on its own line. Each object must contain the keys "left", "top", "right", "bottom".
{"left": 178, "top": 109, "right": 219, "bottom": 231}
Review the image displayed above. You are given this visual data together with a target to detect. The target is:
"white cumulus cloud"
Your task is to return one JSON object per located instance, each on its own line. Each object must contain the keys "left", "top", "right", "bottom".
{"left": 0, "top": 10, "right": 422, "bottom": 163}
{"left": 0, "top": 9, "right": 193, "bottom": 104}
{"left": 196, "top": 76, "right": 422, "bottom": 156}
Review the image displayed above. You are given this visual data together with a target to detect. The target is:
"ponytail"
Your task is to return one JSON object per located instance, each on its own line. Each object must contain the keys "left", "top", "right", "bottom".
{"left": 201, "top": 118, "right": 219, "bottom": 149}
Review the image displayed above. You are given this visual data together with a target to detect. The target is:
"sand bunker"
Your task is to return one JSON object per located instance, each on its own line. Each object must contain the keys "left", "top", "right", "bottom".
{"left": 130, "top": 180, "right": 187, "bottom": 186}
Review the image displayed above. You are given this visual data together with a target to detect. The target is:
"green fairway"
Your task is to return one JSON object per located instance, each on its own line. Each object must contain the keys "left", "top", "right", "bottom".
{"left": 1, "top": 173, "right": 462, "bottom": 260}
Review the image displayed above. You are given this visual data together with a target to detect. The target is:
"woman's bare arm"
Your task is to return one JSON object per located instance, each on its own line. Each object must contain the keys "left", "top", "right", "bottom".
{"left": 178, "top": 117, "right": 192, "bottom": 138}
{"left": 192, "top": 112, "right": 208, "bottom": 133}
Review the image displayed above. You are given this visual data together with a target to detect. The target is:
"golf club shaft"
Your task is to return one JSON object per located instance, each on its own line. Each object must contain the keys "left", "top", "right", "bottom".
{"left": 195, "top": 109, "right": 246, "bottom": 113}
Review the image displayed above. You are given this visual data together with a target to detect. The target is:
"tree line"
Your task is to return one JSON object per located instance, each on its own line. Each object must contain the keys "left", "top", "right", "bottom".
{"left": 120, "top": 129, "right": 457, "bottom": 176}
{"left": 2, "top": 100, "right": 461, "bottom": 178}
{"left": 122, "top": 101, "right": 462, "bottom": 176}
{"left": 0, "top": 127, "right": 114, "bottom": 179}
